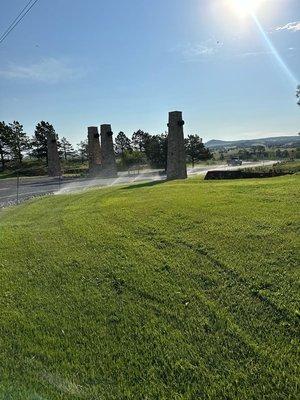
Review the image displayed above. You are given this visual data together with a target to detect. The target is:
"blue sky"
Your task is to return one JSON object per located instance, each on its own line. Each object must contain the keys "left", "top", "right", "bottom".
{"left": 0, "top": 0, "right": 299, "bottom": 145}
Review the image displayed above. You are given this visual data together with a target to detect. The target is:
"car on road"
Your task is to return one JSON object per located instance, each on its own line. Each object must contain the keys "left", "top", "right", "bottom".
{"left": 227, "top": 157, "right": 243, "bottom": 166}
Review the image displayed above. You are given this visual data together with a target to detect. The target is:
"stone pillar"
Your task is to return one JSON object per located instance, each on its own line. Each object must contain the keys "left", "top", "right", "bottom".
{"left": 47, "top": 133, "right": 61, "bottom": 177}
{"left": 100, "top": 124, "right": 118, "bottom": 178}
{"left": 88, "top": 126, "right": 102, "bottom": 175}
{"left": 167, "top": 111, "right": 187, "bottom": 180}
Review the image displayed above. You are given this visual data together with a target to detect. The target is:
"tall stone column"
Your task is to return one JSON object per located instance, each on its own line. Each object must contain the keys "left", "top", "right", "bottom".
{"left": 88, "top": 126, "right": 102, "bottom": 175}
{"left": 100, "top": 124, "right": 118, "bottom": 178}
{"left": 167, "top": 111, "right": 187, "bottom": 180}
{"left": 47, "top": 133, "right": 61, "bottom": 177}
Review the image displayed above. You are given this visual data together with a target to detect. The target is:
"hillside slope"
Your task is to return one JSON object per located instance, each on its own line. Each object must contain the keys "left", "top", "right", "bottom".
{"left": 0, "top": 176, "right": 299, "bottom": 399}
{"left": 206, "top": 135, "right": 300, "bottom": 148}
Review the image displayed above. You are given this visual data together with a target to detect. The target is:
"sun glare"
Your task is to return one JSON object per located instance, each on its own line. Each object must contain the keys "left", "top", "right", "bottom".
{"left": 227, "top": 0, "right": 263, "bottom": 17}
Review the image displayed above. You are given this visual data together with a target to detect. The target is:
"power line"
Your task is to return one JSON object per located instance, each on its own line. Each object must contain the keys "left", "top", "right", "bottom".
{"left": 0, "top": 0, "right": 35, "bottom": 41}
{"left": 0, "top": 0, "right": 40, "bottom": 44}
{"left": 0, "top": 0, "right": 40, "bottom": 45}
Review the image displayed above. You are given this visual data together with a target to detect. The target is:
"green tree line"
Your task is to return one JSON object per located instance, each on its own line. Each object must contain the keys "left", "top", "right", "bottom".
{"left": 0, "top": 120, "right": 212, "bottom": 172}
{"left": 115, "top": 130, "right": 212, "bottom": 169}
{"left": 0, "top": 120, "right": 77, "bottom": 171}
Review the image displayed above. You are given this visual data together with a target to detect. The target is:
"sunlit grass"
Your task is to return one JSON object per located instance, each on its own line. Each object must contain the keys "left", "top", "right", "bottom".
{"left": 0, "top": 175, "right": 299, "bottom": 399}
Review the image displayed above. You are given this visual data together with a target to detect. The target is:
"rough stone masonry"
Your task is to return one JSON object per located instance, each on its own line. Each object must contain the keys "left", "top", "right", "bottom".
{"left": 88, "top": 126, "right": 102, "bottom": 175}
{"left": 167, "top": 111, "right": 187, "bottom": 180}
{"left": 100, "top": 124, "right": 118, "bottom": 178}
{"left": 47, "top": 132, "right": 61, "bottom": 177}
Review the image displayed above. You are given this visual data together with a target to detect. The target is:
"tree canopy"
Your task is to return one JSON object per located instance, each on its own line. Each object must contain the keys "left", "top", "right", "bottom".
{"left": 185, "top": 135, "right": 212, "bottom": 167}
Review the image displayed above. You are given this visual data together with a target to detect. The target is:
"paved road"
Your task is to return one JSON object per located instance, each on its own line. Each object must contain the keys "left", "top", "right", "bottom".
{"left": 0, "top": 161, "right": 276, "bottom": 208}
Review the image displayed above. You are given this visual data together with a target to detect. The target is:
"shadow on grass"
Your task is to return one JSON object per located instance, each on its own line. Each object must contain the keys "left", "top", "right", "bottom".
{"left": 120, "top": 179, "right": 167, "bottom": 191}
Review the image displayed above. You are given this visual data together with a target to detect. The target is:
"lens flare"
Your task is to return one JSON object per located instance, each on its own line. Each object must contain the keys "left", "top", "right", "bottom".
{"left": 251, "top": 13, "right": 298, "bottom": 86}
{"left": 224, "top": 0, "right": 299, "bottom": 85}
{"left": 227, "top": 0, "right": 263, "bottom": 17}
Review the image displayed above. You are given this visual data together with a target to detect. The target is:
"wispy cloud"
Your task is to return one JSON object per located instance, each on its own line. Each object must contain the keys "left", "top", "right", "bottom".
{"left": 275, "top": 21, "right": 300, "bottom": 32}
{"left": 239, "top": 50, "right": 272, "bottom": 57}
{"left": 170, "top": 39, "right": 223, "bottom": 62}
{"left": 0, "top": 58, "right": 84, "bottom": 83}
{"left": 170, "top": 37, "right": 293, "bottom": 63}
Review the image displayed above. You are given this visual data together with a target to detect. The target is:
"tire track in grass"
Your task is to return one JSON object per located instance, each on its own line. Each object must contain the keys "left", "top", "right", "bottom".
{"left": 109, "top": 258, "right": 298, "bottom": 398}
{"left": 131, "top": 231, "right": 299, "bottom": 379}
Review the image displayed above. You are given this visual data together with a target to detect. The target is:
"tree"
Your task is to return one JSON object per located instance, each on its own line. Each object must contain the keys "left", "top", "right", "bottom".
{"left": 31, "top": 121, "right": 57, "bottom": 162}
{"left": 238, "top": 149, "right": 251, "bottom": 161}
{"left": 0, "top": 121, "right": 13, "bottom": 170}
{"left": 131, "top": 130, "right": 150, "bottom": 152}
{"left": 60, "top": 137, "right": 75, "bottom": 161}
{"left": 121, "top": 150, "right": 146, "bottom": 168}
{"left": 77, "top": 140, "right": 88, "bottom": 163}
{"left": 115, "top": 132, "right": 132, "bottom": 164}
{"left": 282, "top": 149, "right": 290, "bottom": 159}
{"left": 185, "top": 135, "right": 212, "bottom": 167}
{"left": 296, "top": 85, "right": 300, "bottom": 106}
{"left": 8, "top": 121, "right": 30, "bottom": 165}
{"left": 252, "top": 145, "right": 267, "bottom": 160}
{"left": 275, "top": 149, "right": 282, "bottom": 159}
{"left": 144, "top": 133, "right": 168, "bottom": 169}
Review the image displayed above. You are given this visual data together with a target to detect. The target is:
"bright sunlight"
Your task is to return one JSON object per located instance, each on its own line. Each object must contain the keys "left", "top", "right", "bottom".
{"left": 226, "top": 0, "right": 264, "bottom": 17}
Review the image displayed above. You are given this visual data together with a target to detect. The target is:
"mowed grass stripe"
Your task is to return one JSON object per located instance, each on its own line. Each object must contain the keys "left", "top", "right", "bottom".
{"left": 0, "top": 175, "right": 299, "bottom": 399}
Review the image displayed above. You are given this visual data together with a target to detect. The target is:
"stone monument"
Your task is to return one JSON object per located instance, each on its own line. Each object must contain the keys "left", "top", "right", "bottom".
{"left": 100, "top": 124, "right": 118, "bottom": 178}
{"left": 167, "top": 111, "right": 187, "bottom": 180}
{"left": 47, "top": 132, "right": 61, "bottom": 177}
{"left": 88, "top": 126, "right": 102, "bottom": 175}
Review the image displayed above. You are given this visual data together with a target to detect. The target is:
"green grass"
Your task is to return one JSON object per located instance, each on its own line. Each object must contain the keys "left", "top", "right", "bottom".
{"left": 0, "top": 175, "right": 299, "bottom": 399}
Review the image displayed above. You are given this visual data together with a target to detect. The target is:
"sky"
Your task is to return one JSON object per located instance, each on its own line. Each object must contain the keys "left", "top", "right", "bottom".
{"left": 0, "top": 0, "right": 299, "bottom": 145}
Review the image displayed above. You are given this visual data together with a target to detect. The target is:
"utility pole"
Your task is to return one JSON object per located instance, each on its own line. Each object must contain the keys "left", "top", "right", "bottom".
{"left": 16, "top": 172, "right": 20, "bottom": 205}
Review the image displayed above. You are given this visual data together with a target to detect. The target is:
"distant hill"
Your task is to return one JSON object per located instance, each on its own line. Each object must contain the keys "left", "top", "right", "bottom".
{"left": 205, "top": 136, "right": 300, "bottom": 149}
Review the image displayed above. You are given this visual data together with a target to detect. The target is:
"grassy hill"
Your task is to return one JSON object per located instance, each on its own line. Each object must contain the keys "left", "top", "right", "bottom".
{"left": 0, "top": 175, "right": 299, "bottom": 399}
{"left": 206, "top": 135, "right": 300, "bottom": 149}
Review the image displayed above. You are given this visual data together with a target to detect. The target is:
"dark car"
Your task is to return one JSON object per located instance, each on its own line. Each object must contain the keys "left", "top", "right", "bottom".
{"left": 227, "top": 157, "right": 243, "bottom": 166}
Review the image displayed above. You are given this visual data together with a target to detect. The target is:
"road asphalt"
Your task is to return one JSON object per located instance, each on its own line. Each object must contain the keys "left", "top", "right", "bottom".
{"left": 0, "top": 161, "right": 276, "bottom": 208}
